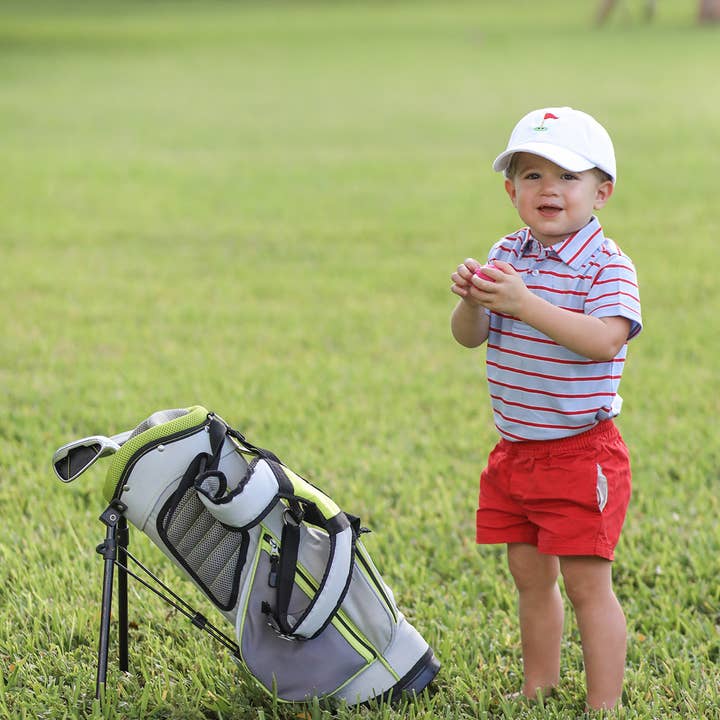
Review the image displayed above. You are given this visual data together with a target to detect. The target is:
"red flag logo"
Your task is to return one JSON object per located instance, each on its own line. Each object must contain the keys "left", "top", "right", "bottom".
{"left": 534, "top": 112, "right": 559, "bottom": 132}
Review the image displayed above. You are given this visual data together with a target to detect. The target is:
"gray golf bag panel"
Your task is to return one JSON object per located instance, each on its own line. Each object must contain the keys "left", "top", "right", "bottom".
{"left": 105, "top": 405, "right": 439, "bottom": 705}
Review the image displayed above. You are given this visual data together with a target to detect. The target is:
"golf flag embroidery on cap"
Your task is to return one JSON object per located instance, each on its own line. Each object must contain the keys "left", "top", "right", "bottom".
{"left": 534, "top": 112, "right": 559, "bottom": 132}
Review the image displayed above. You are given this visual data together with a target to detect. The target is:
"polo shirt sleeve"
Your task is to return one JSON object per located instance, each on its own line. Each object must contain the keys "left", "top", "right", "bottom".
{"left": 586, "top": 253, "right": 642, "bottom": 340}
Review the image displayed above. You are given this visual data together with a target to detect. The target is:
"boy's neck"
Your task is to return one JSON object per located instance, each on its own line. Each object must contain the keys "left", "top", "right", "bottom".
{"left": 529, "top": 217, "right": 597, "bottom": 248}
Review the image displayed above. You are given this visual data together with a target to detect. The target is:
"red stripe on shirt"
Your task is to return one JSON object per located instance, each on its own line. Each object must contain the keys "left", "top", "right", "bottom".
{"left": 587, "top": 289, "right": 640, "bottom": 304}
{"left": 556, "top": 229, "right": 579, "bottom": 257}
{"left": 565, "top": 226, "right": 602, "bottom": 266}
{"left": 487, "top": 342, "right": 601, "bottom": 366}
{"left": 487, "top": 378, "right": 617, "bottom": 400}
{"left": 525, "top": 283, "right": 589, "bottom": 298}
{"left": 491, "top": 326, "right": 560, "bottom": 346}
{"left": 490, "top": 394, "right": 608, "bottom": 416}
{"left": 590, "top": 301, "right": 640, "bottom": 316}
{"left": 593, "top": 278, "right": 640, "bottom": 292}
{"left": 487, "top": 360, "right": 622, "bottom": 383}
{"left": 493, "top": 407, "right": 598, "bottom": 431}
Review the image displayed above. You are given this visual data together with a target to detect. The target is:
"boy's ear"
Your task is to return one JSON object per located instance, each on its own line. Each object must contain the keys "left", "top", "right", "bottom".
{"left": 594, "top": 180, "right": 614, "bottom": 209}
{"left": 504, "top": 178, "right": 518, "bottom": 207}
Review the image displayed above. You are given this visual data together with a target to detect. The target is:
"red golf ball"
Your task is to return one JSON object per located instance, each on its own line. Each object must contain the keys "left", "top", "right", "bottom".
{"left": 474, "top": 265, "right": 495, "bottom": 283}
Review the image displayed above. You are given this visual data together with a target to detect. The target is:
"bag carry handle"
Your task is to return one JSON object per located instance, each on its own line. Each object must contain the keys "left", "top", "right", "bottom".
{"left": 195, "top": 453, "right": 355, "bottom": 640}
{"left": 263, "top": 462, "right": 356, "bottom": 640}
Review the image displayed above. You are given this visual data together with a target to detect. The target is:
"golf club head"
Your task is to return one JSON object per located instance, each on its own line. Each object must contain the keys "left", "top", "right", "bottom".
{"left": 52, "top": 435, "right": 122, "bottom": 483}
{"left": 52, "top": 411, "right": 182, "bottom": 483}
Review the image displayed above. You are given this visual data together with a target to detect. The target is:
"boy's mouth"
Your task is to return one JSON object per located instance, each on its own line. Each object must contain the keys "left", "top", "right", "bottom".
{"left": 537, "top": 204, "right": 563, "bottom": 217}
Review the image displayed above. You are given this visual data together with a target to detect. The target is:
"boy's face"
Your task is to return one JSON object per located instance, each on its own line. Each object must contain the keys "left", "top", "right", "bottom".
{"left": 504, "top": 152, "right": 613, "bottom": 247}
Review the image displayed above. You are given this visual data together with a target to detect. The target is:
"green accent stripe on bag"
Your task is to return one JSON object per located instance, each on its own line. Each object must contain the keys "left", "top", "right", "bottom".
{"left": 103, "top": 406, "right": 210, "bottom": 501}
{"left": 281, "top": 466, "right": 342, "bottom": 521}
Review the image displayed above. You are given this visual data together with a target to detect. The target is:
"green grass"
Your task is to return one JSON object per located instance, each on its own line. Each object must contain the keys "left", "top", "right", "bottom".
{"left": 1, "top": 1, "right": 719, "bottom": 718}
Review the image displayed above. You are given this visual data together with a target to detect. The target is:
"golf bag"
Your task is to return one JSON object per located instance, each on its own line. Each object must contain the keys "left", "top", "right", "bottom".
{"left": 61, "top": 406, "right": 439, "bottom": 705}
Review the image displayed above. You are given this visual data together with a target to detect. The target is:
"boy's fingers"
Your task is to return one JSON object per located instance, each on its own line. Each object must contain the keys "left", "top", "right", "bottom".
{"left": 489, "top": 260, "right": 514, "bottom": 275}
{"left": 455, "top": 259, "right": 482, "bottom": 283}
{"left": 454, "top": 264, "right": 478, "bottom": 283}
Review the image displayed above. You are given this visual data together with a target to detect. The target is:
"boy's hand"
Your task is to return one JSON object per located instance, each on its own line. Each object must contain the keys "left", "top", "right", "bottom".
{"left": 451, "top": 257, "right": 491, "bottom": 347}
{"left": 468, "top": 260, "right": 532, "bottom": 317}
{"left": 451, "top": 258, "right": 485, "bottom": 305}
{"left": 454, "top": 259, "right": 632, "bottom": 359}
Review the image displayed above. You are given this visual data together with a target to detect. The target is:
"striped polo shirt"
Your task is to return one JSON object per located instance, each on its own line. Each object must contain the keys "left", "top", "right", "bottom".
{"left": 484, "top": 216, "right": 642, "bottom": 442}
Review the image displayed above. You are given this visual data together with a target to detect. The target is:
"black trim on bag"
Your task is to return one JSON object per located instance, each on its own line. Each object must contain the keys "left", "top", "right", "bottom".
{"left": 226, "top": 427, "right": 281, "bottom": 464}
{"left": 354, "top": 546, "right": 397, "bottom": 623}
{"left": 308, "top": 538, "right": 356, "bottom": 639}
{"left": 264, "top": 459, "right": 295, "bottom": 496}
{"left": 162, "top": 452, "right": 211, "bottom": 529}
{"left": 382, "top": 648, "right": 440, "bottom": 703}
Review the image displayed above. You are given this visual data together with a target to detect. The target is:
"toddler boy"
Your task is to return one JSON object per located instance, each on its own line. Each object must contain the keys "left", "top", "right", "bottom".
{"left": 450, "top": 107, "right": 642, "bottom": 710}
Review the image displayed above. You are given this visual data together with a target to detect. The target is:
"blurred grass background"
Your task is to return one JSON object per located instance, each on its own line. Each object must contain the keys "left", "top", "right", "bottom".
{"left": 0, "top": 1, "right": 718, "bottom": 718}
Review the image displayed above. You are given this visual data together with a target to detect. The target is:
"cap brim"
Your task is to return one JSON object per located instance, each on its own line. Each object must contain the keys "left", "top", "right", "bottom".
{"left": 493, "top": 142, "right": 596, "bottom": 174}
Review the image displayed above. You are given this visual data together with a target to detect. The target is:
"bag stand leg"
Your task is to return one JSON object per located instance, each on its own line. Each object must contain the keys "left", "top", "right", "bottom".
{"left": 92, "top": 499, "right": 240, "bottom": 702}
{"left": 95, "top": 501, "right": 129, "bottom": 700}
{"left": 118, "top": 516, "right": 129, "bottom": 672}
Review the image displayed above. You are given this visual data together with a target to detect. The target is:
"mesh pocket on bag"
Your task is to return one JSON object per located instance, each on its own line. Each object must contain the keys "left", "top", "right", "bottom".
{"left": 157, "top": 485, "right": 249, "bottom": 610}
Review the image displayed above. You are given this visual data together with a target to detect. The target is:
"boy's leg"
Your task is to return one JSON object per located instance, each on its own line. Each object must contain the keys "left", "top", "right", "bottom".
{"left": 507, "top": 543, "right": 563, "bottom": 698}
{"left": 560, "top": 556, "right": 626, "bottom": 710}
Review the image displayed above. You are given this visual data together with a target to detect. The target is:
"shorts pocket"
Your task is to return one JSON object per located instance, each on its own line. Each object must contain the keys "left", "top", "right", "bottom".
{"left": 596, "top": 464, "right": 608, "bottom": 512}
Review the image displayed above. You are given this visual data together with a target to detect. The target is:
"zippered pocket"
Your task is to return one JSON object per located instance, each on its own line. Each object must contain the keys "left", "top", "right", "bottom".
{"left": 260, "top": 533, "right": 378, "bottom": 665}
{"left": 235, "top": 529, "right": 379, "bottom": 701}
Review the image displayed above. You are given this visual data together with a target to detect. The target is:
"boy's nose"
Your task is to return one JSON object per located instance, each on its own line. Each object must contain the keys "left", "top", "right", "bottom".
{"left": 539, "top": 178, "right": 559, "bottom": 194}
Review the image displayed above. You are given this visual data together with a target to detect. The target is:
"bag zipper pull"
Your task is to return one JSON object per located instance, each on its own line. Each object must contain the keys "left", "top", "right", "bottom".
{"left": 266, "top": 535, "right": 280, "bottom": 588}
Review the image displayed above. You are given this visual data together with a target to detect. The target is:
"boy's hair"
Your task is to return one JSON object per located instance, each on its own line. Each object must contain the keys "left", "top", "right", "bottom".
{"left": 504, "top": 153, "right": 613, "bottom": 185}
{"left": 504, "top": 154, "right": 520, "bottom": 180}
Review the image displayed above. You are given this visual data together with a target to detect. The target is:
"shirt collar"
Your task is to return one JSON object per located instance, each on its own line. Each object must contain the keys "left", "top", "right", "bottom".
{"left": 520, "top": 217, "right": 605, "bottom": 270}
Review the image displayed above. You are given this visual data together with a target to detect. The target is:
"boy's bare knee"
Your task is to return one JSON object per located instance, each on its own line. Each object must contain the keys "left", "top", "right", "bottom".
{"left": 508, "top": 544, "right": 559, "bottom": 592}
{"left": 563, "top": 578, "right": 599, "bottom": 610}
{"left": 560, "top": 556, "right": 613, "bottom": 608}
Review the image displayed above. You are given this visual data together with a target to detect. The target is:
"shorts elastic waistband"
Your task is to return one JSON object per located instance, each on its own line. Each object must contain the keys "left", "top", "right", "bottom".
{"left": 501, "top": 420, "right": 619, "bottom": 458}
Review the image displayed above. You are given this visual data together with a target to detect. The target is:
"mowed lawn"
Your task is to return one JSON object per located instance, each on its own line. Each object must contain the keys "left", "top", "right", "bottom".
{"left": 0, "top": 1, "right": 718, "bottom": 718}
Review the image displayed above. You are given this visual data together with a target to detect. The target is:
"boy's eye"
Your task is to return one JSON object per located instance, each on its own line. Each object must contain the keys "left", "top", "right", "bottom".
{"left": 524, "top": 172, "right": 540, "bottom": 180}
{"left": 561, "top": 173, "right": 578, "bottom": 181}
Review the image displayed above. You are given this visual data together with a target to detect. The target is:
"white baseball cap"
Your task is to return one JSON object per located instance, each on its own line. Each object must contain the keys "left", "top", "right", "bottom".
{"left": 492, "top": 106, "right": 616, "bottom": 182}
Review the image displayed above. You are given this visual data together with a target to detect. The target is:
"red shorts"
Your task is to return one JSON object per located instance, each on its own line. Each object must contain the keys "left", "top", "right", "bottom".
{"left": 476, "top": 420, "right": 631, "bottom": 560}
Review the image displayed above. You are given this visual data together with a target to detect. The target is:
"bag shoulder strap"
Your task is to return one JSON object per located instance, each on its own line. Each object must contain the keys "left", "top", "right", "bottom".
{"left": 227, "top": 426, "right": 281, "bottom": 464}
{"left": 266, "top": 462, "right": 356, "bottom": 640}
